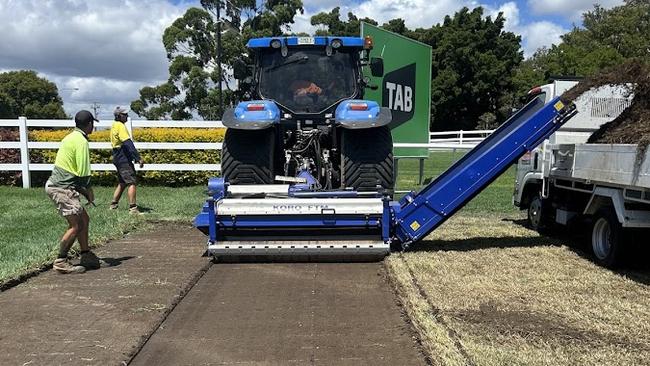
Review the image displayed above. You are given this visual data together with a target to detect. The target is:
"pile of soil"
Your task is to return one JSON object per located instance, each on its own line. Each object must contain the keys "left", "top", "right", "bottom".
{"left": 560, "top": 59, "right": 650, "bottom": 145}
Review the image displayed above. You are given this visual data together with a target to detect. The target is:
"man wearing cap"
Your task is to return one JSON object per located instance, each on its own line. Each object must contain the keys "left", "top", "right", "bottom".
{"left": 109, "top": 106, "right": 144, "bottom": 214}
{"left": 45, "top": 110, "right": 100, "bottom": 274}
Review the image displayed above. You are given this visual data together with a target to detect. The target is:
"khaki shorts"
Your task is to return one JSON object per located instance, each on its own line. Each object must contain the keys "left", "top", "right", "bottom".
{"left": 45, "top": 181, "right": 84, "bottom": 217}
{"left": 115, "top": 163, "right": 137, "bottom": 186}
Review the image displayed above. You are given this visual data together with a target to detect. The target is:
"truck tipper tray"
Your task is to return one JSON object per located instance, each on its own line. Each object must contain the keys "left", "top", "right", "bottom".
{"left": 552, "top": 144, "right": 650, "bottom": 189}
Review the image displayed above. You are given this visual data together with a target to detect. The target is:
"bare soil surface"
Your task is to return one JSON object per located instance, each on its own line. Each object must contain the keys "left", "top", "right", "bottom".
{"left": 131, "top": 263, "right": 428, "bottom": 366}
{"left": 0, "top": 224, "right": 208, "bottom": 366}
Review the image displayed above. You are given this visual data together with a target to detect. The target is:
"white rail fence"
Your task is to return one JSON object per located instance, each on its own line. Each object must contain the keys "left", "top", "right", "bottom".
{"left": 0, "top": 117, "right": 493, "bottom": 188}
{"left": 0, "top": 117, "right": 224, "bottom": 188}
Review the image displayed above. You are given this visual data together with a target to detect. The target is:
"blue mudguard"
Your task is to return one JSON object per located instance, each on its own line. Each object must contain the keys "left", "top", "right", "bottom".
{"left": 335, "top": 100, "right": 392, "bottom": 129}
{"left": 222, "top": 100, "right": 281, "bottom": 130}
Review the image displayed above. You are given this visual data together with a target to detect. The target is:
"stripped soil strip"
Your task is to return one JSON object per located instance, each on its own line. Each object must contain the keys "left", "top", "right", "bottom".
{"left": 0, "top": 224, "right": 208, "bottom": 366}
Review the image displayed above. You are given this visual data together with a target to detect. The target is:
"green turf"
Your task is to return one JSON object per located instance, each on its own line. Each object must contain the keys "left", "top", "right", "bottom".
{"left": 0, "top": 151, "right": 518, "bottom": 282}
{"left": 395, "top": 151, "right": 518, "bottom": 214}
{"left": 0, "top": 185, "right": 206, "bottom": 282}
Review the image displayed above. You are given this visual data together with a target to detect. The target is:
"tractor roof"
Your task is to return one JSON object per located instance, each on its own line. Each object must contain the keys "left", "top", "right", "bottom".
{"left": 247, "top": 36, "right": 364, "bottom": 49}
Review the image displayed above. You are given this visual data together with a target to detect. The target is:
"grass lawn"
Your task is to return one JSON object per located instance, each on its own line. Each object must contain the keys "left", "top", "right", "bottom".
{"left": 0, "top": 185, "right": 206, "bottom": 283}
{"left": 0, "top": 151, "right": 506, "bottom": 284}
{"left": 387, "top": 153, "right": 650, "bottom": 366}
{"left": 3, "top": 152, "right": 649, "bottom": 366}
{"left": 396, "top": 150, "right": 518, "bottom": 214}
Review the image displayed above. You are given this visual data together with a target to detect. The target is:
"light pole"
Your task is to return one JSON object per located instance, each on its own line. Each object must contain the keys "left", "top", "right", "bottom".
{"left": 217, "top": 1, "right": 223, "bottom": 113}
{"left": 90, "top": 102, "right": 101, "bottom": 119}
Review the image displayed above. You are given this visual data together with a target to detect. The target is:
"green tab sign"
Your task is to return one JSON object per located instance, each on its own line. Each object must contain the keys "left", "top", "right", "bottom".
{"left": 361, "top": 22, "right": 431, "bottom": 158}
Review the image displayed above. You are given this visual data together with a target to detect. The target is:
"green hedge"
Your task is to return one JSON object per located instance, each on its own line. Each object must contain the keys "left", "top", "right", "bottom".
{"left": 29, "top": 128, "right": 225, "bottom": 186}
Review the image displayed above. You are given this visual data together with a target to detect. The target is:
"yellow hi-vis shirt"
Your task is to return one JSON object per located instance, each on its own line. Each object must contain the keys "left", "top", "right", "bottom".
{"left": 48, "top": 128, "right": 91, "bottom": 189}
{"left": 110, "top": 121, "right": 140, "bottom": 165}
{"left": 111, "top": 121, "right": 131, "bottom": 148}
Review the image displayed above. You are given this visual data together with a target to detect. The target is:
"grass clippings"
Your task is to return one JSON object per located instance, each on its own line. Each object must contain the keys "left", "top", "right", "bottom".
{"left": 387, "top": 214, "right": 650, "bottom": 366}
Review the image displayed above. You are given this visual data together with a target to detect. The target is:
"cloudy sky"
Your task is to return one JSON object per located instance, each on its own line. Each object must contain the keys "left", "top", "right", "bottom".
{"left": 0, "top": 0, "right": 624, "bottom": 119}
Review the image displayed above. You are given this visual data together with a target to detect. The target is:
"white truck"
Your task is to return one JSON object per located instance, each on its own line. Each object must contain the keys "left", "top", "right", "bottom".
{"left": 513, "top": 80, "right": 650, "bottom": 267}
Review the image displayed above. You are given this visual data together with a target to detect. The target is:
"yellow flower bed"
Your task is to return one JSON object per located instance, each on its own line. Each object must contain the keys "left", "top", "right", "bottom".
{"left": 29, "top": 127, "right": 226, "bottom": 186}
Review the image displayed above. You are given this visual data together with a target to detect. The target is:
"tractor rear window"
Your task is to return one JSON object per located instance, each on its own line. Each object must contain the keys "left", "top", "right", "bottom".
{"left": 258, "top": 48, "right": 357, "bottom": 114}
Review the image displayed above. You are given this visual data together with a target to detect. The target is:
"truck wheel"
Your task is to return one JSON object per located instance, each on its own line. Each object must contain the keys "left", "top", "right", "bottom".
{"left": 341, "top": 126, "right": 394, "bottom": 191}
{"left": 221, "top": 128, "right": 275, "bottom": 185}
{"left": 591, "top": 211, "right": 625, "bottom": 268}
{"left": 527, "top": 195, "right": 549, "bottom": 232}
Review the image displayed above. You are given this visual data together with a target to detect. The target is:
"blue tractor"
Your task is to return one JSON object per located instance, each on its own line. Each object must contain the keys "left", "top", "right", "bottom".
{"left": 195, "top": 35, "right": 577, "bottom": 261}
{"left": 221, "top": 36, "right": 394, "bottom": 192}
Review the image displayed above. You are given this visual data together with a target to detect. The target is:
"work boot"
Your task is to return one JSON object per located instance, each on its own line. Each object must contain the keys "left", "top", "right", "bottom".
{"left": 109, "top": 202, "right": 119, "bottom": 210}
{"left": 53, "top": 258, "right": 85, "bottom": 274}
{"left": 80, "top": 251, "right": 101, "bottom": 270}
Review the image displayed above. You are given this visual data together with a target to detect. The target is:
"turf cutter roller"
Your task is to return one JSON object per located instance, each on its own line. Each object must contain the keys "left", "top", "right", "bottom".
{"left": 195, "top": 96, "right": 577, "bottom": 261}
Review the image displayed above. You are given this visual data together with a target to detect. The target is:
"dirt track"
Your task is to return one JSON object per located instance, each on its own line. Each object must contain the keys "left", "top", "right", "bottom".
{"left": 0, "top": 225, "right": 208, "bottom": 365}
{"left": 131, "top": 263, "right": 427, "bottom": 365}
{"left": 0, "top": 225, "right": 426, "bottom": 365}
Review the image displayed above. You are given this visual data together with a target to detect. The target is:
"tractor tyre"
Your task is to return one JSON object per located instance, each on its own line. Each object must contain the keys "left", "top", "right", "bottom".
{"left": 341, "top": 126, "right": 394, "bottom": 192}
{"left": 221, "top": 128, "right": 275, "bottom": 185}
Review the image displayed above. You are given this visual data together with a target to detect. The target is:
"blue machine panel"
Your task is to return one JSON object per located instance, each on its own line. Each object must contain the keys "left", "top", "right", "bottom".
{"left": 221, "top": 100, "right": 281, "bottom": 129}
{"left": 247, "top": 37, "right": 364, "bottom": 48}
{"left": 393, "top": 97, "right": 575, "bottom": 248}
{"left": 335, "top": 100, "right": 392, "bottom": 129}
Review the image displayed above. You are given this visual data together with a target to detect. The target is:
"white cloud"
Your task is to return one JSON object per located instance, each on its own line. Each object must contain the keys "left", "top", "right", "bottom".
{"left": 527, "top": 0, "right": 624, "bottom": 21}
{"left": 0, "top": 0, "right": 189, "bottom": 118}
{"left": 484, "top": 2, "right": 568, "bottom": 57}
{"left": 295, "top": 0, "right": 566, "bottom": 58}
{"left": 291, "top": 0, "right": 477, "bottom": 33}
{"left": 488, "top": 1, "right": 520, "bottom": 30}
{"left": 47, "top": 74, "right": 146, "bottom": 119}
{"left": 520, "top": 21, "right": 568, "bottom": 57}
{"left": 0, "top": 0, "right": 619, "bottom": 119}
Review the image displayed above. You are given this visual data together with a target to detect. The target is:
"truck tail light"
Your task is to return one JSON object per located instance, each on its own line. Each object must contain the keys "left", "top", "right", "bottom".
{"left": 349, "top": 103, "right": 368, "bottom": 111}
{"left": 247, "top": 103, "right": 265, "bottom": 111}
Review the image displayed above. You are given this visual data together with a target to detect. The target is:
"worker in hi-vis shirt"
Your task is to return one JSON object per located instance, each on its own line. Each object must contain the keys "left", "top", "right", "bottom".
{"left": 45, "top": 110, "right": 100, "bottom": 274}
{"left": 109, "top": 106, "right": 144, "bottom": 214}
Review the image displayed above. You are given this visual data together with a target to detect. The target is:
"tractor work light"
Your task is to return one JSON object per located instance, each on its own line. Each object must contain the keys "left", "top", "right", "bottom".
{"left": 349, "top": 103, "right": 368, "bottom": 111}
{"left": 247, "top": 103, "right": 266, "bottom": 111}
{"left": 363, "top": 36, "right": 373, "bottom": 50}
{"left": 270, "top": 39, "right": 282, "bottom": 49}
{"left": 331, "top": 39, "right": 342, "bottom": 49}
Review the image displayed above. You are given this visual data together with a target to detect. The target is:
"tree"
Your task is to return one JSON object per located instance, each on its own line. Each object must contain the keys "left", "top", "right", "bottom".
{"left": 381, "top": 18, "right": 410, "bottom": 37}
{"left": 414, "top": 7, "right": 523, "bottom": 131}
{"left": 512, "top": 0, "right": 650, "bottom": 98}
{"left": 131, "top": 0, "right": 304, "bottom": 120}
{"left": 310, "top": 7, "right": 377, "bottom": 36}
{"left": 0, "top": 70, "right": 66, "bottom": 185}
{"left": 0, "top": 70, "right": 67, "bottom": 119}
{"left": 311, "top": 7, "right": 522, "bottom": 131}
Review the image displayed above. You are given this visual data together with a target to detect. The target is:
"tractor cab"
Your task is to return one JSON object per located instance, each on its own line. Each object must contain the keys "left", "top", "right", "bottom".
{"left": 235, "top": 36, "right": 382, "bottom": 119}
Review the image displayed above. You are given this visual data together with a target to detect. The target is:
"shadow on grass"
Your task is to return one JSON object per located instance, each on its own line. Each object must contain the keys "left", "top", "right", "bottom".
{"left": 411, "top": 235, "right": 563, "bottom": 253}
{"left": 137, "top": 205, "right": 154, "bottom": 213}
{"left": 504, "top": 217, "right": 650, "bottom": 285}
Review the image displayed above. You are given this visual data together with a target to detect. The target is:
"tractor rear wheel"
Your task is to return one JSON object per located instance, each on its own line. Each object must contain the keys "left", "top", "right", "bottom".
{"left": 221, "top": 128, "right": 275, "bottom": 185}
{"left": 341, "top": 126, "right": 394, "bottom": 192}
